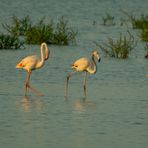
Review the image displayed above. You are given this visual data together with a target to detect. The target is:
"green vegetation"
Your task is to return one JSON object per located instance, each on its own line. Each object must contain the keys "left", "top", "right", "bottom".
{"left": 2, "top": 15, "right": 31, "bottom": 36}
{"left": 25, "top": 17, "right": 54, "bottom": 44}
{"left": 95, "top": 31, "right": 137, "bottom": 59}
{"left": 121, "top": 11, "right": 148, "bottom": 42}
{"left": 102, "top": 13, "right": 115, "bottom": 26}
{"left": 144, "top": 43, "right": 148, "bottom": 58}
{"left": 140, "top": 29, "right": 148, "bottom": 42}
{"left": 26, "top": 17, "right": 77, "bottom": 45}
{"left": 121, "top": 10, "right": 148, "bottom": 29}
{"left": 129, "top": 14, "right": 148, "bottom": 30}
{"left": 0, "top": 15, "right": 77, "bottom": 49}
{"left": 53, "top": 17, "right": 77, "bottom": 45}
{"left": 0, "top": 34, "right": 24, "bottom": 49}
{"left": 129, "top": 14, "right": 148, "bottom": 42}
{"left": 0, "top": 12, "right": 148, "bottom": 60}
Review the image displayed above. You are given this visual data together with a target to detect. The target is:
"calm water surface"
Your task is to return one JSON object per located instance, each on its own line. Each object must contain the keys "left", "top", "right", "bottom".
{"left": 0, "top": 0, "right": 148, "bottom": 148}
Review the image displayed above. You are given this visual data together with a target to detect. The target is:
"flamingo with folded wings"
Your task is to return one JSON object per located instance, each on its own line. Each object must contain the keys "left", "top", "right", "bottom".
{"left": 16, "top": 42, "right": 50, "bottom": 96}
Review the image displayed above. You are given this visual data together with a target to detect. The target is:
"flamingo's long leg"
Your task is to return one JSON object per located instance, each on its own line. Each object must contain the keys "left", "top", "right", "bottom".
{"left": 24, "top": 71, "right": 44, "bottom": 96}
{"left": 83, "top": 71, "right": 87, "bottom": 98}
{"left": 66, "top": 71, "right": 77, "bottom": 98}
{"left": 24, "top": 71, "right": 32, "bottom": 96}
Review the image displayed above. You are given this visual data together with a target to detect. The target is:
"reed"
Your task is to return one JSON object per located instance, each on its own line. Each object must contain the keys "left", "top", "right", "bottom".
{"left": 53, "top": 17, "right": 77, "bottom": 45}
{"left": 130, "top": 14, "right": 148, "bottom": 30}
{"left": 0, "top": 34, "right": 24, "bottom": 49}
{"left": 140, "top": 29, "right": 148, "bottom": 42}
{"left": 2, "top": 15, "right": 77, "bottom": 46}
{"left": 144, "top": 43, "right": 148, "bottom": 58}
{"left": 2, "top": 15, "right": 32, "bottom": 36}
{"left": 25, "top": 16, "right": 77, "bottom": 45}
{"left": 102, "top": 13, "right": 115, "bottom": 26}
{"left": 25, "top": 17, "right": 54, "bottom": 44}
{"left": 95, "top": 31, "right": 137, "bottom": 59}
{"left": 121, "top": 10, "right": 148, "bottom": 30}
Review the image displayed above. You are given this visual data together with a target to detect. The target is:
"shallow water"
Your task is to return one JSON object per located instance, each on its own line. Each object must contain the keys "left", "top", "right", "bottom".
{"left": 0, "top": 0, "right": 148, "bottom": 148}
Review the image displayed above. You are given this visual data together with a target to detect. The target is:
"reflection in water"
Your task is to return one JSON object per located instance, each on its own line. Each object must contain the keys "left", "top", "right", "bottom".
{"left": 24, "top": 84, "right": 44, "bottom": 97}
{"left": 15, "top": 96, "right": 48, "bottom": 147}
{"left": 73, "top": 97, "right": 96, "bottom": 112}
{"left": 20, "top": 96, "right": 31, "bottom": 111}
{"left": 17, "top": 95, "right": 45, "bottom": 112}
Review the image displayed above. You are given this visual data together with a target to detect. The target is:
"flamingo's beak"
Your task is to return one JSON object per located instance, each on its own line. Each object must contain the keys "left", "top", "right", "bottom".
{"left": 98, "top": 58, "right": 101, "bottom": 62}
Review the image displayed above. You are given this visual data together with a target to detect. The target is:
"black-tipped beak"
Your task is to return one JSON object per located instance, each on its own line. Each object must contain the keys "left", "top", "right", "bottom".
{"left": 98, "top": 58, "right": 101, "bottom": 62}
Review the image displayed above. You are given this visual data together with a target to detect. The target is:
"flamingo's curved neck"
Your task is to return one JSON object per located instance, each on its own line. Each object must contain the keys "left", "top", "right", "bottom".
{"left": 40, "top": 43, "right": 49, "bottom": 62}
{"left": 92, "top": 55, "right": 97, "bottom": 73}
{"left": 40, "top": 44, "right": 45, "bottom": 63}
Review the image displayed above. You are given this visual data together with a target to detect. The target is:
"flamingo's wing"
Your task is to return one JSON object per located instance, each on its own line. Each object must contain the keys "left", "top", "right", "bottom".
{"left": 72, "top": 58, "right": 90, "bottom": 72}
{"left": 16, "top": 55, "right": 38, "bottom": 71}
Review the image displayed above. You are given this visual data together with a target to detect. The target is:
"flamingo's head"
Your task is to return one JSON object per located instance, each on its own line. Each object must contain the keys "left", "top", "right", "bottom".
{"left": 92, "top": 50, "right": 101, "bottom": 62}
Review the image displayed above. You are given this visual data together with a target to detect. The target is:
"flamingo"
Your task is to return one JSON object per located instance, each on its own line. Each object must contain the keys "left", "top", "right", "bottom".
{"left": 66, "top": 50, "right": 101, "bottom": 98}
{"left": 16, "top": 42, "right": 50, "bottom": 96}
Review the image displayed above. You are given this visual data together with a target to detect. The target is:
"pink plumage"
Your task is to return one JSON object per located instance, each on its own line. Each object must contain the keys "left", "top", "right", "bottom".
{"left": 16, "top": 42, "right": 50, "bottom": 96}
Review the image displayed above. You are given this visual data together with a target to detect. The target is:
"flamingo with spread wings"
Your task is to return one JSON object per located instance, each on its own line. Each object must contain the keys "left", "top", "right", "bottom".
{"left": 16, "top": 42, "right": 50, "bottom": 96}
